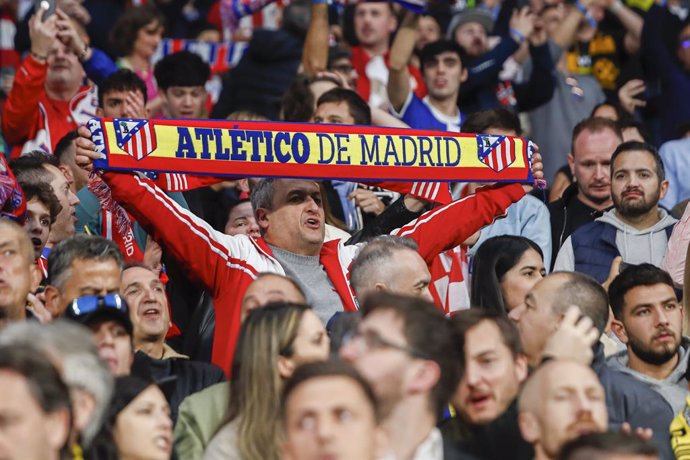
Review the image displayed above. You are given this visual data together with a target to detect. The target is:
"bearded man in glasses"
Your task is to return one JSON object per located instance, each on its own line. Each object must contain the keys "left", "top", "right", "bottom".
{"left": 340, "top": 291, "right": 477, "bottom": 460}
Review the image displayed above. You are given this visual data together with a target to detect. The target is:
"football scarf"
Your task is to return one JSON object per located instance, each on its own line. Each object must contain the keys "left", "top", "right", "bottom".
{"left": 87, "top": 118, "right": 537, "bottom": 187}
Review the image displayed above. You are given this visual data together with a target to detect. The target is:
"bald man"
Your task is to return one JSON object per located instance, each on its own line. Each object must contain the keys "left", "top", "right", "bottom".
{"left": 0, "top": 219, "right": 42, "bottom": 328}
{"left": 518, "top": 360, "right": 608, "bottom": 460}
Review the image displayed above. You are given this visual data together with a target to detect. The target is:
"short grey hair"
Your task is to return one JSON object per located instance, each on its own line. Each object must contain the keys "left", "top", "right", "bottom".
{"left": 0, "top": 320, "right": 113, "bottom": 447}
{"left": 250, "top": 178, "right": 277, "bottom": 212}
{"left": 47, "top": 235, "right": 124, "bottom": 291}
{"left": 350, "top": 235, "right": 419, "bottom": 298}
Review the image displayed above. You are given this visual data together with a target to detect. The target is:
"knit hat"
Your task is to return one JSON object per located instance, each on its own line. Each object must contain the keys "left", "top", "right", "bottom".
{"left": 447, "top": 8, "right": 494, "bottom": 39}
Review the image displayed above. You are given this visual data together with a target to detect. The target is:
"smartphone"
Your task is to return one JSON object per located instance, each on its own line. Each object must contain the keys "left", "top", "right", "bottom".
{"left": 34, "top": 0, "right": 56, "bottom": 20}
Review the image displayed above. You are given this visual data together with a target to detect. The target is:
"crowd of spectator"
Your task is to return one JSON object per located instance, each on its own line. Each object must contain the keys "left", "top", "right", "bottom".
{"left": 0, "top": 0, "right": 690, "bottom": 458}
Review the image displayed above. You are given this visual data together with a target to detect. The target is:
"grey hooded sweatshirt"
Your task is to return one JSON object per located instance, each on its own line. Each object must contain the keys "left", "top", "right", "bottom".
{"left": 554, "top": 208, "right": 678, "bottom": 272}
{"left": 607, "top": 337, "right": 690, "bottom": 414}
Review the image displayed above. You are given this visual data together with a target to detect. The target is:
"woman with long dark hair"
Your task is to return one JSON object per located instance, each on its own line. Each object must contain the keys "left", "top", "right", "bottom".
{"left": 471, "top": 236, "right": 546, "bottom": 315}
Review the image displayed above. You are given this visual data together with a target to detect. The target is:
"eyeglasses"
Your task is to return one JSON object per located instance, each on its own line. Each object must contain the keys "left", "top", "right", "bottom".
{"left": 67, "top": 293, "right": 127, "bottom": 318}
{"left": 345, "top": 329, "right": 430, "bottom": 359}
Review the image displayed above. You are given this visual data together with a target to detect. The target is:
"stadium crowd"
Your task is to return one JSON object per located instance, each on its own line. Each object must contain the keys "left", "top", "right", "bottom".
{"left": 0, "top": 0, "right": 690, "bottom": 458}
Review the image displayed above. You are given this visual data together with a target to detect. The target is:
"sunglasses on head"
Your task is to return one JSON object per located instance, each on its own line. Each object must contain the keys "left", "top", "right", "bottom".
{"left": 67, "top": 293, "right": 127, "bottom": 317}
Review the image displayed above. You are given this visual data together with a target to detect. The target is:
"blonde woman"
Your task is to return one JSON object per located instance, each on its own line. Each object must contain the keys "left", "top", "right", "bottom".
{"left": 203, "top": 303, "right": 330, "bottom": 460}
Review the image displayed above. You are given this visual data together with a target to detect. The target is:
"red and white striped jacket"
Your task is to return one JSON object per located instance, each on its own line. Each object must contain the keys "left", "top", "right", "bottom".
{"left": 104, "top": 172, "right": 525, "bottom": 373}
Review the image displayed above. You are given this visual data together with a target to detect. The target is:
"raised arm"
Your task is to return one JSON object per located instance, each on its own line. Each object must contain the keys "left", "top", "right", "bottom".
{"left": 392, "top": 183, "right": 527, "bottom": 264}
{"left": 74, "top": 127, "right": 253, "bottom": 297}
{"left": 387, "top": 11, "right": 418, "bottom": 112}
{"left": 602, "top": 0, "right": 643, "bottom": 54}
{"left": 393, "top": 148, "right": 543, "bottom": 263}
{"left": 220, "top": 0, "right": 278, "bottom": 39}
{"left": 552, "top": 3, "right": 589, "bottom": 50}
{"left": 54, "top": 9, "right": 118, "bottom": 86}
{"left": 640, "top": 4, "right": 677, "bottom": 81}
{"left": 302, "top": 2, "right": 330, "bottom": 76}
{"left": 1, "top": 11, "right": 57, "bottom": 148}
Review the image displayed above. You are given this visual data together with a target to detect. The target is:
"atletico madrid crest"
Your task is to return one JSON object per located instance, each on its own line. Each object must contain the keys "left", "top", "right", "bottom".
{"left": 477, "top": 135, "right": 516, "bottom": 173}
{"left": 114, "top": 119, "right": 157, "bottom": 161}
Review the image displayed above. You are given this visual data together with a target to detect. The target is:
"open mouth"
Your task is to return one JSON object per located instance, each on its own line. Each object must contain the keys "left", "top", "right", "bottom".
{"left": 142, "top": 308, "right": 161, "bottom": 318}
{"left": 468, "top": 393, "right": 492, "bottom": 408}
{"left": 154, "top": 435, "right": 171, "bottom": 451}
{"left": 30, "top": 237, "right": 42, "bottom": 248}
{"left": 305, "top": 217, "right": 320, "bottom": 229}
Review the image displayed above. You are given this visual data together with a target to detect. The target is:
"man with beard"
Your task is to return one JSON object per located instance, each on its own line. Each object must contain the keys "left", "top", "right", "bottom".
{"left": 509, "top": 272, "right": 675, "bottom": 458}
{"left": 549, "top": 117, "right": 621, "bottom": 268}
{"left": 518, "top": 360, "right": 609, "bottom": 460}
{"left": 607, "top": 264, "right": 687, "bottom": 414}
{"left": 554, "top": 142, "right": 677, "bottom": 283}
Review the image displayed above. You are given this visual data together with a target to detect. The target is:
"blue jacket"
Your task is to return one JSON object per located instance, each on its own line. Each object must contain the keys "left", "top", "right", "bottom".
{"left": 569, "top": 221, "right": 674, "bottom": 282}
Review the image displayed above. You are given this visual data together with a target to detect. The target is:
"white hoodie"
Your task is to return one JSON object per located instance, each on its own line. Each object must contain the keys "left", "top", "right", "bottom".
{"left": 554, "top": 208, "right": 678, "bottom": 272}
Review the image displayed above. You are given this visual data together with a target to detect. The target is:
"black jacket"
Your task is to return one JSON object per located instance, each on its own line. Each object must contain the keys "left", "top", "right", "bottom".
{"left": 211, "top": 28, "right": 303, "bottom": 120}
{"left": 548, "top": 183, "right": 609, "bottom": 269}
{"left": 131, "top": 351, "right": 226, "bottom": 422}
{"left": 441, "top": 401, "right": 533, "bottom": 460}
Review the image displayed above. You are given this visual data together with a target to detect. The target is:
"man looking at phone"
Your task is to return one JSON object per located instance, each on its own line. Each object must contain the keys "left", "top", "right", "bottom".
{"left": 2, "top": 3, "right": 96, "bottom": 157}
{"left": 553, "top": 141, "right": 677, "bottom": 283}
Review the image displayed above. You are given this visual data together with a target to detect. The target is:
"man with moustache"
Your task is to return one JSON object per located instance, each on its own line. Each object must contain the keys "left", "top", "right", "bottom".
{"left": 607, "top": 264, "right": 688, "bottom": 414}
{"left": 554, "top": 141, "right": 677, "bottom": 282}
{"left": 518, "top": 360, "right": 609, "bottom": 460}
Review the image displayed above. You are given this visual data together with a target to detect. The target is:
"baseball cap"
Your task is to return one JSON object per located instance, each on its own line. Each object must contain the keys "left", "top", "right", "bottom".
{"left": 65, "top": 293, "right": 133, "bottom": 336}
{"left": 447, "top": 8, "right": 495, "bottom": 39}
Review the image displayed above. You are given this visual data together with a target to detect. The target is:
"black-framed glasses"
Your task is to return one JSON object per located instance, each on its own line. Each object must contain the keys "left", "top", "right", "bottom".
{"left": 67, "top": 293, "right": 127, "bottom": 318}
{"left": 346, "top": 329, "right": 430, "bottom": 359}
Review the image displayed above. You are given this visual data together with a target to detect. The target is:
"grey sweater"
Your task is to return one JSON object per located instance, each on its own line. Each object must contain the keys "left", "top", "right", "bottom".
{"left": 268, "top": 245, "right": 344, "bottom": 324}
{"left": 607, "top": 337, "right": 690, "bottom": 414}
